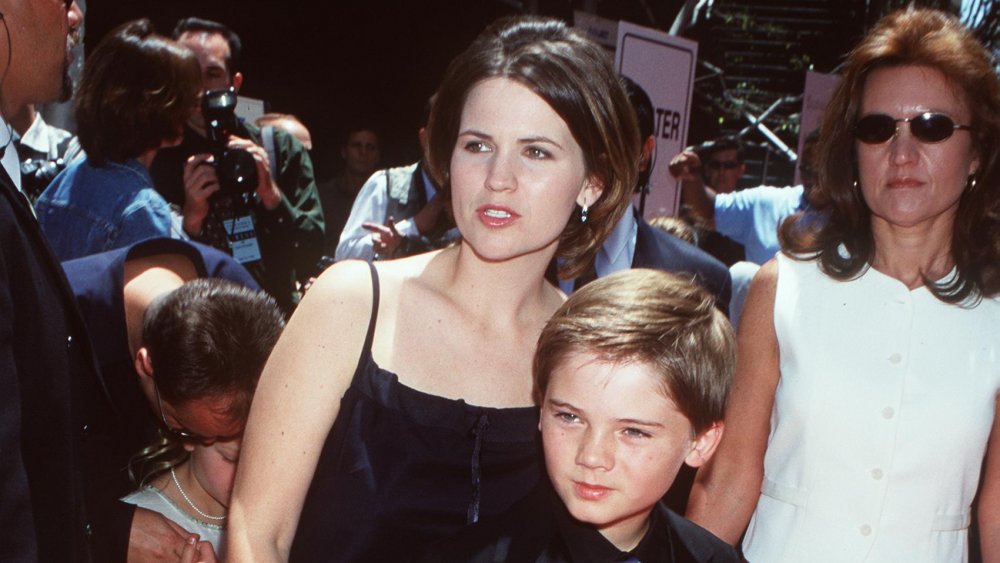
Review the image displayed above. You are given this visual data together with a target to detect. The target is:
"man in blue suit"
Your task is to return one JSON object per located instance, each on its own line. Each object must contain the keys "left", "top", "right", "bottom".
{"left": 563, "top": 76, "right": 731, "bottom": 313}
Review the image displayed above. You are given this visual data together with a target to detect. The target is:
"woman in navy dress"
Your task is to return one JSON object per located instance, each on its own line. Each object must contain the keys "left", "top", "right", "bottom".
{"left": 227, "top": 16, "right": 643, "bottom": 562}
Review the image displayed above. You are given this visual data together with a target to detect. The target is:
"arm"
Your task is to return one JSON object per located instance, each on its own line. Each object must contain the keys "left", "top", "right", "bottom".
{"left": 669, "top": 150, "right": 718, "bottom": 229}
{"left": 978, "top": 397, "right": 1000, "bottom": 560}
{"left": 361, "top": 193, "right": 450, "bottom": 259}
{"left": 0, "top": 247, "right": 35, "bottom": 561}
{"left": 335, "top": 171, "right": 388, "bottom": 261}
{"left": 227, "top": 260, "right": 376, "bottom": 562}
{"left": 237, "top": 131, "right": 325, "bottom": 284}
{"left": 686, "top": 259, "right": 779, "bottom": 544}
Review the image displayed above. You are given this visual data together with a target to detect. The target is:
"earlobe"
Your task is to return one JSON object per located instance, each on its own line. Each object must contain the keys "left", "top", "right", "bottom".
{"left": 232, "top": 72, "right": 244, "bottom": 94}
{"left": 576, "top": 176, "right": 604, "bottom": 208}
{"left": 684, "top": 422, "right": 724, "bottom": 468}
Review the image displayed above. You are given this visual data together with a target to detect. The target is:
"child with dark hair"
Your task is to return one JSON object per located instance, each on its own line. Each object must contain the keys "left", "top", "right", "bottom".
{"left": 122, "top": 279, "right": 284, "bottom": 559}
{"left": 420, "top": 269, "right": 739, "bottom": 562}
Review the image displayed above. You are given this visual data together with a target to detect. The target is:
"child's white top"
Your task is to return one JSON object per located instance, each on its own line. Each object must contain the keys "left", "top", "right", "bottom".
{"left": 122, "top": 484, "right": 226, "bottom": 559}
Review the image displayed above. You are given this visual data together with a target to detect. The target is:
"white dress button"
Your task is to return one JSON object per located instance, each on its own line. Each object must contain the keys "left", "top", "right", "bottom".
{"left": 860, "top": 524, "right": 872, "bottom": 536}
{"left": 889, "top": 353, "right": 902, "bottom": 364}
{"left": 871, "top": 468, "right": 883, "bottom": 480}
{"left": 882, "top": 407, "right": 895, "bottom": 419}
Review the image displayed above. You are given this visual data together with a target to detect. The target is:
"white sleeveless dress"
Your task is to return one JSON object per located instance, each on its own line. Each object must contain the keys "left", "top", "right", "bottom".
{"left": 742, "top": 253, "right": 1000, "bottom": 562}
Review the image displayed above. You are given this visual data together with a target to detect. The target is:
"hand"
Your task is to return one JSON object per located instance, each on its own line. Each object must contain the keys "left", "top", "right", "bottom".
{"left": 227, "top": 136, "right": 282, "bottom": 210}
{"left": 362, "top": 217, "right": 403, "bottom": 259}
{"left": 127, "top": 507, "right": 193, "bottom": 562}
{"left": 668, "top": 150, "right": 703, "bottom": 182}
{"left": 179, "top": 537, "right": 218, "bottom": 563}
{"left": 412, "top": 194, "right": 449, "bottom": 236}
{"left": 181, "top": 154, "right": 221, "bottom": 236}
{"left": 300, "top": 276, "right": 319, "bottom": 295}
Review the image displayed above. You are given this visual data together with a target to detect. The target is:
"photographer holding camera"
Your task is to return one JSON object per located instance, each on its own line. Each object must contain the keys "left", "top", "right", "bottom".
{"left": 150, "top": 17, "right": 324, "bottom": 313}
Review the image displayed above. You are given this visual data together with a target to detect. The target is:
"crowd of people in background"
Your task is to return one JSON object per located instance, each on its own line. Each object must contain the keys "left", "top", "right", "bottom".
{"left": 2, "top": 2, "right": 1000, "bottom": 563}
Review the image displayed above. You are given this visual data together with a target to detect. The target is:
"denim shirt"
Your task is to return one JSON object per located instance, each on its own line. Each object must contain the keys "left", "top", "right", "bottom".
{"left": 36, "top": 158, "right": 173, "bottom": 261}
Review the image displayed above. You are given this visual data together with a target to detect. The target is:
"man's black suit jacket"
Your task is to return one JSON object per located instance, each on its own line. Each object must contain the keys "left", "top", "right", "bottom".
{"left": 0, "top": 166, "right": 123, "bottom": 562}
{"left": 632, "top": 212, "right": 732, "bottom": 314}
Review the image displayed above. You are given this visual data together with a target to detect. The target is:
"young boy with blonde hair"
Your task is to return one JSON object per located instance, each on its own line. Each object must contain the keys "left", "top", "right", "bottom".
{"left": 421, "top": 268, "right": 739, "bottom": 561}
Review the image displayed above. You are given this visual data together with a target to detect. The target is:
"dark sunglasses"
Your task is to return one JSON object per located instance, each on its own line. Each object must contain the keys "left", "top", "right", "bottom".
{"left": 706, "top": 159, "right": 740, "bottom": 171}
{"left": 154, "top": 381, "right": 241, "bottom": 445}
{"left": 853, "top": 112, "right": 973, "bottom": 144}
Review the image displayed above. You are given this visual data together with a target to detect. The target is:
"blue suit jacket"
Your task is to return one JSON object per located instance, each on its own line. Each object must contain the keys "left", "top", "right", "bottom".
{"left": 632, "top": 213, "right": 732, "bottom": 314}
{"left": 58, "top": 238, "right": 258, "bottom": 561}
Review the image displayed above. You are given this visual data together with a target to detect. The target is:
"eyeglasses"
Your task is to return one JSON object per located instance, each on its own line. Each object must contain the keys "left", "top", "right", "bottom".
{"left": 153, "top": 381, "right": 241, "bottom": 445}
{"left": 706, "top": 159, "right": 740, "bottom": 171}
{"left": 853, "top": 112, "right": 973, "bottom": 144}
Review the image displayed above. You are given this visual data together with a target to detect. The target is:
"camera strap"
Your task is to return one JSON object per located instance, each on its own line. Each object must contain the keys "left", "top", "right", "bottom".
{"left": 262, "top": 125, "right": 279, "bottom": 183}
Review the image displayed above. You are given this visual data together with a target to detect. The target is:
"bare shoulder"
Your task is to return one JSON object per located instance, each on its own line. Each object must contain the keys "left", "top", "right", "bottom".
{"left": 739, "top": 258, "right": 779, "bottom": 342}
{"left": 374, "top": 250, "right": 440, "bottom": 280}
{"left": 371, "top": 249, "right": 452, "bottom": 298}
{"left": 252, "top": 259, "right": 376, "bottom": 411}
{"left": 307, "top": 259, "right": 375, "bottom": 304}
{"left": 751, "top": 258, "right": 779, "bottom": 292}
{"left": 291, "top": 259, "right": 378, "bottom": 339}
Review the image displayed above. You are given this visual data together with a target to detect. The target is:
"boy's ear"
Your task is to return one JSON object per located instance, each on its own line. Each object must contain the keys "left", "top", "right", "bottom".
{"left": 134, "top": 347, "right": 154, "bottom": 380}
{"left": 134, "top": 347, "right": 160, "bottom": 409}
{"left": 684, "top": 422, "right": 724, "bottom": 468}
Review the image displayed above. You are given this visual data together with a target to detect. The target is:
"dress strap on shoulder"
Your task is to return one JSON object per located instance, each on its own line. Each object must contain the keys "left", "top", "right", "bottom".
{"left": 362, "top": 261, "right": 380, "bottom": 355}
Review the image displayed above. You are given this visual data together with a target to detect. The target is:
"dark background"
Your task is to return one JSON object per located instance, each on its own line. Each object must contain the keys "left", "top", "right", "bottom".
{"left": 85, "top": 1, "right": 686, "bottom": 180}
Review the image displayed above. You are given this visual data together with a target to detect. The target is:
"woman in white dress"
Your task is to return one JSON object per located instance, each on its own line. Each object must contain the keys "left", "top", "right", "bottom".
{"left": 687, "top": 7, "right": 1000, "bottom": 562}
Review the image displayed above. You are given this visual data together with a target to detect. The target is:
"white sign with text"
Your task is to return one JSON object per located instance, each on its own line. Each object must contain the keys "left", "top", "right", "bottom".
{"left": 615, "top": 22, "right": 698, "bottom": 218}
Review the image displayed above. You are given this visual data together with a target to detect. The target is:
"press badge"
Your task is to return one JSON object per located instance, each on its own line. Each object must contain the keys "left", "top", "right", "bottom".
{"left": 223, "top": 215, "right": 262, "bottom": 264}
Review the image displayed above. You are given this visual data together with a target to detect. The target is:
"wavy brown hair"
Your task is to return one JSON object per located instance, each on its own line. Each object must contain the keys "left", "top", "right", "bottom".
{"left": 75, "top": 19, "right": 200, "bottom": 165}
{"left": 425, "top": 16, "right": 641, "bottom": 280}
{"left": 781, "top": 7, "right": 1000, "bottom": 303}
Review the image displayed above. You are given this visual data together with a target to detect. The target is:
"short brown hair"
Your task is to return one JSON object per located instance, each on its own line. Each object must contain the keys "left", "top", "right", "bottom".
{"left": 648, "top": 215, "right": 696, "bottom": 244}
{"left": 75, "top": 19, "right": 200, "bottom": 165}
{"left": 143, "top": 278, "right": 284, "bottom": 423}
{"left": 782, "top": 7, "right": 1000, "bottom": 302}
{"left": 426, "top": 16, "right": 641, "bottom": 279}
{"left": 533, "top": 269, "right": 735, "bottom": 432}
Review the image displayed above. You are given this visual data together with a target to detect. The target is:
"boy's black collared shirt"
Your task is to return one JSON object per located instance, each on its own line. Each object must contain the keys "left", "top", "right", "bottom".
{"left": 417, "top": 482, "right": 739, "bottom": 563}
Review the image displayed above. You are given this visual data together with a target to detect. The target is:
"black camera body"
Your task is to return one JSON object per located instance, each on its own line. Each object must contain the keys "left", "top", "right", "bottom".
{"left": 202, "top": 87, "right": 258, "bottom": 197}
{"left": 20, "top": 157, "right": 68, "bottom": 202}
